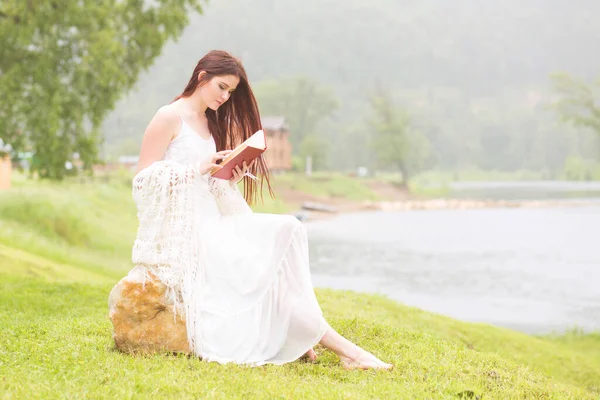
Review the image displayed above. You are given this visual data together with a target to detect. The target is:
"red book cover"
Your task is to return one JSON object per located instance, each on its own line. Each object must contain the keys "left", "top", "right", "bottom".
{"left": 211, "top": 130, "right": 266, "bottom": 180}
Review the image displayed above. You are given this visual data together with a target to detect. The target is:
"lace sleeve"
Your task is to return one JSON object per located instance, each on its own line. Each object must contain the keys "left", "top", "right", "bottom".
{"left": 131, "top": 159, "right": 205, "bottom": 354}
{"left": 208, "top": 177, "right": 253, "bottom": 216}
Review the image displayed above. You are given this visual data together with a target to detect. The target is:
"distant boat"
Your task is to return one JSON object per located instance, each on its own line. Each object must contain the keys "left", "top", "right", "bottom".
{"left": 301, "top": 202, "right": 337, "bottom": 213}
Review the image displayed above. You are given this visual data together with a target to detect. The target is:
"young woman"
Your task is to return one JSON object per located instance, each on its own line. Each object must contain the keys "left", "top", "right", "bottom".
{"left": 133, "top": 50, "right": 392, "bottom": 370}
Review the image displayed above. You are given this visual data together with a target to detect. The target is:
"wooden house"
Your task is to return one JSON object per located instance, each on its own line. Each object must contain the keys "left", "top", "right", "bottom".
{"left": 261, "top": 116, "right": 292, "bottom": 173}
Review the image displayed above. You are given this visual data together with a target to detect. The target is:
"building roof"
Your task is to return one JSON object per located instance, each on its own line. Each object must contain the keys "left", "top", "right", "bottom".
{"left": 261, "top": 116, "right": 288, "bottom": 131}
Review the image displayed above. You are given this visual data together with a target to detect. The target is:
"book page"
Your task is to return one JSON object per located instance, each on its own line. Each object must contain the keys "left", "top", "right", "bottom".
{"left": 245, "top": 130, "right": 265, "bottom": 149}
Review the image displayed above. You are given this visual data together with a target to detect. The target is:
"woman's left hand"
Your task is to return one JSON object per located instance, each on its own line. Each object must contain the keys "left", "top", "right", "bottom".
{"left": 230, "top": 160, "right": 256, "bottom": 186}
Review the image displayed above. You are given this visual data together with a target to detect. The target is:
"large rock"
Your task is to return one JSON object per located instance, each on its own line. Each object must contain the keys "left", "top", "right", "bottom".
{"left": 108, "top": 267, "right": 190, "bottom": 354}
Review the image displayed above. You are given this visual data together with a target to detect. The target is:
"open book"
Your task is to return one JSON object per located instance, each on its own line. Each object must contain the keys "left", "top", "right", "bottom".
{"left": 210, "top": 130, "right": 267, "bottom": 180}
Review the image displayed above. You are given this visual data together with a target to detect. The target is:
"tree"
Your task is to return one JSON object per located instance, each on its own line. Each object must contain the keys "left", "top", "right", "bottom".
{"left": 552, "top": 72, "right": 600, "bottom": 138}
{"left": 369, "top": 92, "right": 431, "bottom": 189}
{"left": 0, "top": 0, "right": 203, "bottom": 179}
{"left": 299, "top": 133, "right": 329, "bottom": 171}
{"left": 254, "top": 76, "right": 339, "bottom": 149}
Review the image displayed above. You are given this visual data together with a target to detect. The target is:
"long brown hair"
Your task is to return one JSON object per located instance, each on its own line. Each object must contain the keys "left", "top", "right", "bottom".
{"left": 174, "top": 50, "right": 273, "bottom": 205}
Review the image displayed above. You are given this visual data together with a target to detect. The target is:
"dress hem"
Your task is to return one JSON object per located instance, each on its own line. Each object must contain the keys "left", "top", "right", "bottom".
{"left": 198, "top": 321, "right": 328, "bottom": 367}
{"left": 193, "top": 219, "right": 326, "bottom": 366}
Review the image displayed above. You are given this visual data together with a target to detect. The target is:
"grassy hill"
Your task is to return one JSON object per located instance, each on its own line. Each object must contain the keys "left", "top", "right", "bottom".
{"left": 0, "top": 174, "right": 598, "bottom": 399}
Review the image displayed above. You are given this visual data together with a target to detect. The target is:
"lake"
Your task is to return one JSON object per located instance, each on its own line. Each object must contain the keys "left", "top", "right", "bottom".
{"left": 306, "top": 182, "right": 600, "bottom": 334}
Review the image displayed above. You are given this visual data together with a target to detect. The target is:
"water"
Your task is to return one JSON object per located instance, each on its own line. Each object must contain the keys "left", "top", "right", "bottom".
{"left": 306, "top": 195, "right": 600, "bottom": 334}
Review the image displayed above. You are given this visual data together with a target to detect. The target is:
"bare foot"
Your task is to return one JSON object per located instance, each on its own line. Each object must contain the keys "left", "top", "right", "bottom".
{"left": 300, "top": 348, "right": 318, "bottom": 362}
{"left": 340, "top": 351, "right": 393, "bottom": 370}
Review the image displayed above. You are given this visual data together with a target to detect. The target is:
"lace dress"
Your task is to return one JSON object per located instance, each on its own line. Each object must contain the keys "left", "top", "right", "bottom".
{"left": 145, "top": 119, "right": 328, "bottom": 365}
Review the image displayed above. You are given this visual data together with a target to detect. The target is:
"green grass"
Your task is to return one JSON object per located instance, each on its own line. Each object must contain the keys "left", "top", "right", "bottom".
{"left": 416, "top": 168, "right": 550, "bottom": 183}
{"left": 0, "top": 244, "right": 112, "bottom": 284}
{"left": 0, "top": 174, "right": 137, "bottom": 279}
{"left": 373, "top": 169, "right": 547, "bottom": 197}
{"left": 406, "top": 165, "right": 600, "bottom": 190}
{"left": 251, "top": 171, "right": 385, "bottom": 212}
{"left": 1, "top": 275, "right": 598, "bottom": 399}
{"left": 249, "top": 190, "right": 294, "bottom": 214}
{"left": 272, "top": 171, "right": 381, "bottom": 201}
{"left": 0, "top": 173, "right": 599, "bottom": 399}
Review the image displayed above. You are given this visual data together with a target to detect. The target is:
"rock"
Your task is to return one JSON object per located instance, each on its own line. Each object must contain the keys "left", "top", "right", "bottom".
{"left": 108, "top": 267, "right": 190, "bottom": 355}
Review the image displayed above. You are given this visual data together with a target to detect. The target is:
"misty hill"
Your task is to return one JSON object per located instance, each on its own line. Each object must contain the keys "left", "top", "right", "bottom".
{"left": 102, "top": 0, "right": 600, "bottom": 174}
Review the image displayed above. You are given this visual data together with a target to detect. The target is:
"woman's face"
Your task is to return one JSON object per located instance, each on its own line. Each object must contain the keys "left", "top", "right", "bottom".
{"left": 200, "top": 74, "right": 240, "bottom": 111}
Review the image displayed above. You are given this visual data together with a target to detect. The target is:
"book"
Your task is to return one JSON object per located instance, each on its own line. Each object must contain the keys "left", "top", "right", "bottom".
{"left": 210, "top": 130, "right": 267, "bottom": 180}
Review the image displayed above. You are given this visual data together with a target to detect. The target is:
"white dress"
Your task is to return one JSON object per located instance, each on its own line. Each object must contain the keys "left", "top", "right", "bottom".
{"left": 159, "top": 119, "right": 328, "bottom": 365}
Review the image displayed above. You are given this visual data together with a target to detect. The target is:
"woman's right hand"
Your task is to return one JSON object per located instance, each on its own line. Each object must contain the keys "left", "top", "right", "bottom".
{"left": 197, "top": 150, "right": 233, "bottom": 175}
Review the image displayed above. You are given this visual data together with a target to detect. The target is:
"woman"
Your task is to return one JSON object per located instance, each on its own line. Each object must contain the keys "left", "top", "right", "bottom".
{"left": 132, "top": 50, "right": 391, "bottom": 370}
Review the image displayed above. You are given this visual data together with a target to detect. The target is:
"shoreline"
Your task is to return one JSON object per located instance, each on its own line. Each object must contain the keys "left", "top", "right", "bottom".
{"left": 272, "top": 177, "right": 600, "bottom": 221}
{"left": 293, "top": 197, "right": 600, "bottom": 221}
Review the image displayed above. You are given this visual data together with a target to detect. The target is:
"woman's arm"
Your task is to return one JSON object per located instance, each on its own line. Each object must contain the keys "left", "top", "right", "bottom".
{"left": 135, "top": 107, "right": 179, "bottom": 174}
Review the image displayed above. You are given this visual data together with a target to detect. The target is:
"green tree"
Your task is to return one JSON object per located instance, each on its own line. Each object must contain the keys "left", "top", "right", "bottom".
{"left": 254, "top": 76, "right": 339, "bottom": 149}
{"left": 369, "top": 92, "right": 431, "bottom": 189}
{"left": 0, "top": 0, "right": 203, "bottom": 179}
{"left": 299, "top": 133, "right": 329, "bottom": 171}
{"left": 552, "top": 72, "right": 600, "bottom": 138}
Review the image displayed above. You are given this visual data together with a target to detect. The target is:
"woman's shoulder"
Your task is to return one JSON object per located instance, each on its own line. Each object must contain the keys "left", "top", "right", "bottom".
{"left": 153, "top": 104, "right": 181, "bottom": 125}
{"left": 145, "top": 104, "right": 183, "bottom": 139}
